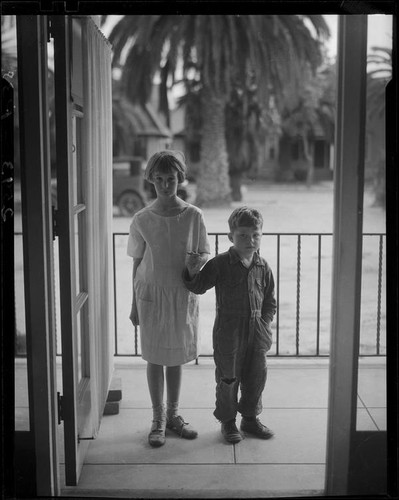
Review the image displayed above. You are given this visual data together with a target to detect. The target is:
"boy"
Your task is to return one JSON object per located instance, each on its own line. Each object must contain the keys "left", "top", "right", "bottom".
{"left": 183, "top": 207, "right": 277, "bottom": 444}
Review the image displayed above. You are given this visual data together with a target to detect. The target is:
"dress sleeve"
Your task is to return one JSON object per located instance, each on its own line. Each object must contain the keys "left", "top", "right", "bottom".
{"left": 198, "top": 212, "right": 211, "bottom": 254}
{"left": 127, "top": 215, "right": 146, "bottom": 258}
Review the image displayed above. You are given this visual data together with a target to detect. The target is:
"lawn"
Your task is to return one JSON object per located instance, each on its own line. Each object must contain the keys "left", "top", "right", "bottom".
{"left": 14, "top": 180, "right": 386, "bottom": 356}
{"left": 111, "top": 180, "right": 386, "bottom": 357}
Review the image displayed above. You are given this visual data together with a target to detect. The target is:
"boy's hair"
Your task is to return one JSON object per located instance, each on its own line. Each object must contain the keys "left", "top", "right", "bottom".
{"left": 144, "top": 150, "right": 186, "bottom": 184}
{"left": 228, "top": 206, "right": 263, "bottom": 232}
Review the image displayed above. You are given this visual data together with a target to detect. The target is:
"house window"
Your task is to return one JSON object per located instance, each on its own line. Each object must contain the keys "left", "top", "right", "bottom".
{"left": 314, "top": 139, "right": 326, "bottom": 169}
{"left": 269, "top": 146, "right": 275, "bottom": 160}
{"left": 291, "top": 139, "right": 302, "bottom": 160}
{"left": 133, "top": 137, "right": 146, "bottom": 158}
{"left": 188, "top": 141, "right": 201, "bottom": 163}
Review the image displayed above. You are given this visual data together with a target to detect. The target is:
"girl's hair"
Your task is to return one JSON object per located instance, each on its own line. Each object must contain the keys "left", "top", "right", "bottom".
{"left": 144, "top": 150, "right": 187, "bottom": 184}
{"left": 228, "top": 206, "right": 263, "bottom": 232}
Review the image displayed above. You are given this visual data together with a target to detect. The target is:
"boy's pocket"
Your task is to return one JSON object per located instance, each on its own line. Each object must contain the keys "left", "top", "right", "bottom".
{"left": 257, "top": 317, "right": 273, "bottom": 352}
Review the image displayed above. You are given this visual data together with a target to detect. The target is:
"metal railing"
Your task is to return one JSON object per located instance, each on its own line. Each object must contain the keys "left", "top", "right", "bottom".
{"left": 13, "top": 231, "right": 385, "bottom": 358}
{"left": 112, "top": 232, "right": 386, "bottom": 358}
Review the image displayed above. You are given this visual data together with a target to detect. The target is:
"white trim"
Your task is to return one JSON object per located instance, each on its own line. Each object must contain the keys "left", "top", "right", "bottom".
{"left": 325, "top": 15, "right": 368, "bottom": 496}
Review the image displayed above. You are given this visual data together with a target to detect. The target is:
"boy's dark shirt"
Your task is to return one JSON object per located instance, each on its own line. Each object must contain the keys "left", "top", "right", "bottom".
{"left": 183, "top": 247, "right": 277, "bottom": 350}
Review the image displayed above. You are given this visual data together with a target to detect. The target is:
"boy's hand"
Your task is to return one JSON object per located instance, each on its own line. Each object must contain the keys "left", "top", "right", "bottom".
{"left": 186, "top": 251, "right": 203, "bottom": 277}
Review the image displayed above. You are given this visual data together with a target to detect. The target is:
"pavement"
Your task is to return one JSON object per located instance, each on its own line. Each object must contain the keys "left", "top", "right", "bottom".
{"left": 53, "top": 356, "right": 386, "bottom": 498}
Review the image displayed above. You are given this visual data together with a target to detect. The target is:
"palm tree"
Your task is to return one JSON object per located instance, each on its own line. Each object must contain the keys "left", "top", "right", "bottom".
{"left": 366, "top": 46, "right": 392, "bottom": 207}
{"left": 105, "top": 15, "right": 329, "bottom": 206}
{"left": 225, "top": 82, "right": 275, "bottom": 201}
{"left": 279, "top": 61, "right": 336, "bottom": 185}
{"left": 367, "top": 46, "right": 391, "bottom": 120}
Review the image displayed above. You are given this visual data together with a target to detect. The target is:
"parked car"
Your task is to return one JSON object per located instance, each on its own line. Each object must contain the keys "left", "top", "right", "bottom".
{"left": 113, "top": 156, "right": 147, "bottom": 216}
{"left": 51, "top": 156, "right": 191, "bottom": 218}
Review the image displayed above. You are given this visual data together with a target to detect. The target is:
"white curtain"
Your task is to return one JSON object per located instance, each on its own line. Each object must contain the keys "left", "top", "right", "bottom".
{"left": 81, "top": 16, "right": 114, "bottom": 436}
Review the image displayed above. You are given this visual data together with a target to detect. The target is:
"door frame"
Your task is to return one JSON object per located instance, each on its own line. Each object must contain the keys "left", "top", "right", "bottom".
{"left": 16, "top": 15, "right": 60, "bottom": 497}
{"left": 325, "top": 14, "right": 391, "bottom": 495}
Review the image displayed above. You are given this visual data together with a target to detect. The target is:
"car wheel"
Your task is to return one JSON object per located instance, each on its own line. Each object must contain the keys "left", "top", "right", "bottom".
{"left": 118, "top": 191, "right": 145, "bottom": 217}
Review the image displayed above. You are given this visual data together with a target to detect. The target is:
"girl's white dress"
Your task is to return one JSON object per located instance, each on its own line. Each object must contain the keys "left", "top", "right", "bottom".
{"left": 127, "top": 204, "right": 210, "bottom": 366}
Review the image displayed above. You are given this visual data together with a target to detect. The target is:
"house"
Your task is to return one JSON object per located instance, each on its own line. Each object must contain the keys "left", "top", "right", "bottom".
{"left": 112, "top": 93, "right": 172, "bottom": 159}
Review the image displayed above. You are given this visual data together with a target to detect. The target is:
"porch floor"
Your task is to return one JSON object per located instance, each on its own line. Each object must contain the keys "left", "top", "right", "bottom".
{"left": 58, "top": 357, "right": 385, "bottom": 498}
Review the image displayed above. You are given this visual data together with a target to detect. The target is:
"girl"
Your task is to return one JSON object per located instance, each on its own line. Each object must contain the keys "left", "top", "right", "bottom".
{"left": 127, "top": 150, "right": 210, "bottom": 447}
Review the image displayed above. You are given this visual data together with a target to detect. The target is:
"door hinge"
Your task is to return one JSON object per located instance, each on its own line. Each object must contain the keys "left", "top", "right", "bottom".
{"left": 57, "top": 392, "right": 64, "bottom": 424}
{"left": 52, "top": 205, "right": 58, "bottom": 240}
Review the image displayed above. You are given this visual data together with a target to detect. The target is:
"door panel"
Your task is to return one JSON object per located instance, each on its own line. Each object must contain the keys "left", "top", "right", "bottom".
{"left": 53, "top": 14, "right": 114, "bottom": 486}
{"left": 52, "top": 16, "right": 92, "bottom": 485}
{"left": 52, "top": 14, "right": 114, "bottom": 486}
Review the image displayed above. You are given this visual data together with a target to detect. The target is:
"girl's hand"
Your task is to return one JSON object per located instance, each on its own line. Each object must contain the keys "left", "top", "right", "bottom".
{"left": 130, "top": 300, "right": 139, "bottom": 327}
{"left": 186, "top": 252, "right": 203, "bottom": 277}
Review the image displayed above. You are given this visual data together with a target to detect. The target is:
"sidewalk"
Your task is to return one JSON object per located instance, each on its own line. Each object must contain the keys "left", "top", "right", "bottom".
{"left": 59, "top": 356, "right": 386, "bottom": 498}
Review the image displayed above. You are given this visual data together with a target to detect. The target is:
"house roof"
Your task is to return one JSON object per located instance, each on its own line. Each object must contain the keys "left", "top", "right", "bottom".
{"left": 113, "top": 96, "right": 172, "bottom": 138}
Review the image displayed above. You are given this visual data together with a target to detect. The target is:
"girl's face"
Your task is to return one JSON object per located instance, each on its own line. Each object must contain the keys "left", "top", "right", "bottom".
{"left": 152, "top": 168, "right": 179, "bottom": 198}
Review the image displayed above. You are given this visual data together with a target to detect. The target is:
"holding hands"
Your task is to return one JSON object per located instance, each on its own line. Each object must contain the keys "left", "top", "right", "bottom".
{"left": 186, "top": 251, "right": 208, "bottom": 278}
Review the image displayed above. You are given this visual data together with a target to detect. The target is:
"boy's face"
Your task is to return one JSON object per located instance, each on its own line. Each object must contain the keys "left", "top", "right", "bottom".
{"left": 229, "top": 225, "right": 262, "bottom": 259}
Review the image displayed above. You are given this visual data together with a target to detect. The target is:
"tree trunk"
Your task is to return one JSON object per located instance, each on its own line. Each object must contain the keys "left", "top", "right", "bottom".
{"left": 195, "top": 87, "right": 231, "bottom": 206}
{"left": 230, "top": 172, "right": 243, "bottom": 201}
{"left": 303, "top": 133, "right": 314, "bottom": 187}
{"left": 277, "top": 135, "right": 292, "bottom": 181}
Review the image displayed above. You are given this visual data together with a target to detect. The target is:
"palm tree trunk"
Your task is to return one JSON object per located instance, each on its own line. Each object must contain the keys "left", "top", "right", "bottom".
{"left": 303, "top": 133, "right": 314, "bottom": 187}
{"left": 195, "top": 87, "right": 231, "bottom": 207}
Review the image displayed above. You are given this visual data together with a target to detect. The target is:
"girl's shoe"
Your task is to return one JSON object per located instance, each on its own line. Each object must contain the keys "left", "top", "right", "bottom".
{"left": 148, "top": 419, "right": 166, "bottom": 447}
{"left": 166, "top": 415, "right": 198, "bottom": 439}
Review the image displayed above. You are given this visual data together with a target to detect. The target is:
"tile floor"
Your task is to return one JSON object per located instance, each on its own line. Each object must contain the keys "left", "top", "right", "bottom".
{"left": 58, "top": 356, "right": 386, "bottom": 498}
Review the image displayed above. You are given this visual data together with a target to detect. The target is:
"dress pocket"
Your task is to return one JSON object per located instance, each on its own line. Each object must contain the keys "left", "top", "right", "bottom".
{"left": 135, "top": 280, "right": 153, "bottom": 302}
{"left": 186, "top": 291, "right": 199, "bottom": 325}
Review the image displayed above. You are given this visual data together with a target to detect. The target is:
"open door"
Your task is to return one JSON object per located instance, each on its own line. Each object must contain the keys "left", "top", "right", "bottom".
{"left": 325, "top": 15, "right": 389, "bottom": 496}
{"left": 52, "top": 15, "right": 114, "bottom": 485}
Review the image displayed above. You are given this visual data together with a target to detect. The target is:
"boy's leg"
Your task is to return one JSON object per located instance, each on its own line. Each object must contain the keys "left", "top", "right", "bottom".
{"left": 213, "top": 354, "right": 240, "bottom": 422}
{"left": 213, "top": 319, "right": 247, "bottom": 443}
{"left": 238, "top": 350, "right": 274, "bottom": 439}
{"left": 214, "top": 363, "right": 243, "bottom": 443}
{"left": 213, "top": 349, "right": 245, "bottom": 443}
{"left": 237, "top": 348, "right": 267, "bottom": 418}
{"left": 165, "top": 365, "right": 198, "bottom": 439}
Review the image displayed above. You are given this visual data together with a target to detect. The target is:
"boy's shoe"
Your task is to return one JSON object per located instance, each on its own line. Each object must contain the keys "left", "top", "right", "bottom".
{"left": 240, "top": 417, "right": 274, "bottom": 439}
{"left": 166, "top": 415, "right": 198, "bottom": 439}
{"left": 221, "top": 419, "right": 243, "bottom": 444}
{"left": 148, "top": 419, "right": 166, "bottom": 447}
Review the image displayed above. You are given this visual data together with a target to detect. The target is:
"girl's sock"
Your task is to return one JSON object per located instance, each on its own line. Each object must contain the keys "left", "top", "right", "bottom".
{"left": 166, "top": 401, "right": 179, "bottom": 421}
{"left": 152, "top": 403, "right": 166, "bottom": 423}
